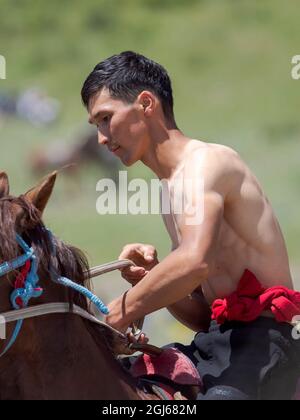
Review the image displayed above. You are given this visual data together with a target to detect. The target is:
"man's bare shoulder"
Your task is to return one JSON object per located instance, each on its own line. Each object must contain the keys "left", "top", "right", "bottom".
{"left": 187, "top": 140, "right": 242, "bottom": 167}
{"left": 195, "top": 141, "right": 242, "bottom": 166}
{"left": 187, "top": 141, "right": 293, "bottom": 290}
{"left": 185, "top": 140, "right": 246, "bottom": 193}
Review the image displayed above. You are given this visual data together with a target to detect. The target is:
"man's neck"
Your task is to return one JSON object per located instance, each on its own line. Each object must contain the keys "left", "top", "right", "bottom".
{"left": 141, "top": 124, "right": 192, "bottom": 180}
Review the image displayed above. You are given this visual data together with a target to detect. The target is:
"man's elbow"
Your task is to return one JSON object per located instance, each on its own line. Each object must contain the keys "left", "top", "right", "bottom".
{"left": 191, "top": 259, "right": 209, "bottom": 279}
{"left": 181, "top": 251, "right": 209, "bottom": 279}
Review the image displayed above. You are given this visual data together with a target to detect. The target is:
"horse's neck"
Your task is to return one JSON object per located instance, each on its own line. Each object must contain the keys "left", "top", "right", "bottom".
{"left": 0, "top": 315, "right": 144, "bottom": 400}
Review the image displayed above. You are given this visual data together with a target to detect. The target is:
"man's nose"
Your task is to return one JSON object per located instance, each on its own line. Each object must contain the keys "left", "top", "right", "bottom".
{"left": 98, "top": 132, "right": 108, "bottom": 146}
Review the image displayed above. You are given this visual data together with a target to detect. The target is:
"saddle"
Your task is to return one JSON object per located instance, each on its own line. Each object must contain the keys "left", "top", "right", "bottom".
{"left": 128, "top": 346, "right": 203, "bottom": 400}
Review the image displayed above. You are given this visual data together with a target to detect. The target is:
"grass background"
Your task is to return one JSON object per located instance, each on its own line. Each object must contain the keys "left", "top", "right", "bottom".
{"left": 0, "top": 0, "right": 299, "bottom": 344}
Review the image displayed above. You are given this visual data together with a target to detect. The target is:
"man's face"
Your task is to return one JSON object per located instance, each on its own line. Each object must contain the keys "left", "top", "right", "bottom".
{"left": 88, "top": 88, "right": 148, "bottom": 166}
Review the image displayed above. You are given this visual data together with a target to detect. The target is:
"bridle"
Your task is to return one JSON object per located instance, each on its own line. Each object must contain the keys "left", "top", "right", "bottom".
{"left": 0, "top": 230, "right": 186, "bottom": 400}
{"left": 0, "top": 229, "right": 139, "bottom": 356}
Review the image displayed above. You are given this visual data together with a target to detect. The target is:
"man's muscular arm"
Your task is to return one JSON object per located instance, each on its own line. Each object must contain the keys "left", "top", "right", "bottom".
{"left": 106, "top": 192, "right": 224, "bottom": 332}
{"left": 106, "top": 153, "right": 227, "bottom": 332}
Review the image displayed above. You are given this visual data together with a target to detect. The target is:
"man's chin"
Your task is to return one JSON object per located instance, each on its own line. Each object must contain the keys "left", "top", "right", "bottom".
{"left": 121, "top": 155, "right": 138, "bottom": 167}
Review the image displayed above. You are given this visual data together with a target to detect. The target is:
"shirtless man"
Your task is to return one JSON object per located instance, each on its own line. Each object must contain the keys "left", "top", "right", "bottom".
{"left": 81, "top": 51, "right": 300, "bottom": 399}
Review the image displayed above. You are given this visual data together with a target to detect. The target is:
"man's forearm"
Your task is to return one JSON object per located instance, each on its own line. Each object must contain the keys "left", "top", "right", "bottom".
{"left": 118, "top": 248, "right": 208, "bottom": 328}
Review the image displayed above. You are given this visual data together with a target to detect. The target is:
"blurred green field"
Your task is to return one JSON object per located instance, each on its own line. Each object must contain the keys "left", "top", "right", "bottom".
{"left": 1, "top": 0, "right": 300, "bottom": 344}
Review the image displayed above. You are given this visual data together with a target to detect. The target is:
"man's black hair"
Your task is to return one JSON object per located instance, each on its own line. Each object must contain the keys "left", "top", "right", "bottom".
{"left": 81, "top": 51, "right": 175, "bottom": 121}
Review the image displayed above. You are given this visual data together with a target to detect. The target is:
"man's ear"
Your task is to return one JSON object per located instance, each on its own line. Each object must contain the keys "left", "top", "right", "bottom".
{"left": 138, "top": 91, "right": 155, "bottom": 116}
{"left": 24, "top": 171, "right": 57, "bottom": 214}
{"left": 0, "top": 171, "right": 9, "bottom": 198}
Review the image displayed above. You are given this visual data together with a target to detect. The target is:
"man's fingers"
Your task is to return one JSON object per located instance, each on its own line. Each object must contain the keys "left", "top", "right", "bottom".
{"left": 127, "top": 332, "right": 149, "bottom": 345}
{"left": 139, "top": 334, "right": 149, "bottom": 344}
{"left": 118, "top": 243, "right": 145, "bottom": 261}
{"left": 121, "top": 266, "right": 146, "bottom": 277}
{"left": 118, "top": 243, "right": 157, "bottom": 266}
{"left": 118, "top": 244, "right": 157, "bottom": 286}
{"left": 121, "top": 269, "right": 149, "bottom": 285}
{"left": 140, "top": 245, "right": 156, "bottom": 261}
{"left": 128, "top": 266, "right": 145, "bottom": 274}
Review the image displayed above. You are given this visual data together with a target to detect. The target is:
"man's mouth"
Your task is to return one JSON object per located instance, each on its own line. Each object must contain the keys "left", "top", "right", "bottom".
{"left": 109, "top": 145, "right": 120, "bottom": 153}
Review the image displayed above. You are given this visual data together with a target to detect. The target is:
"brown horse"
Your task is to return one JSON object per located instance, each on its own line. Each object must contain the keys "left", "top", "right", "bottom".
{"left": 0, "top": 171, "right": 160, "bottom": 400}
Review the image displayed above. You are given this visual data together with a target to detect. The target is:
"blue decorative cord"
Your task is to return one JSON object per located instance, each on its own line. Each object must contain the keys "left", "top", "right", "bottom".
{"left": 55, "top": 276, "right": 109, "bottom": 315}
{"left": 46, "top": 229, "right": 109, "bottom": 315}
{"left": 0, "top": 235, "right": 34, "bottom": 276}
{"left": 0, "top": 234, "right": 42, "bottom": 357}
{"left": 0, "top": 229, "right": 109, "bottom": 358}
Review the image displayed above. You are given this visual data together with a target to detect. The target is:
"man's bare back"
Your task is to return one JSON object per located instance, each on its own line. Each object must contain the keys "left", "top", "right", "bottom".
{"left": 162, "top": 139, "right": 293, "bottom": 305}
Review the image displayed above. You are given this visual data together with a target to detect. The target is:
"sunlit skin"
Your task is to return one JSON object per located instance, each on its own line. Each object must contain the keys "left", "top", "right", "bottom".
{"left": 87, "top": 88, "right": 293, "bottom": 344}
{"left": 88, "top": 87, "right": 190, "bottom": 178}
{"left": 88, "top": 88, "right": 193, "bottom": 346}
{"left": 88, "top": 88, "right": 147, "bottom": 166}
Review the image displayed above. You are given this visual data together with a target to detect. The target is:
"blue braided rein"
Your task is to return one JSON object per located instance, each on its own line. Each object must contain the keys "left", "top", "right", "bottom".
{"left": 55, "top": 276, "right": 109, "bottom": 315}
{"left": 46, "top": 229, "right": 109, "bottom": 315}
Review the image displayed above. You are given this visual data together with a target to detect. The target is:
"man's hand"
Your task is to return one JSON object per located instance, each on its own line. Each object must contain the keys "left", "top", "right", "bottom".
{"left": 105, "top": 294, "right": 149, "bottom": 355}
{"left": 110, "top": 331, "right": 150, "bottom": 356}
{"left": 118, "top": 243, "right": 159, "bottom": 285}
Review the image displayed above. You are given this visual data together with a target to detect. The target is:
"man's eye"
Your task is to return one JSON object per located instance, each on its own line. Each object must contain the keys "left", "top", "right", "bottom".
{"left": 96, "top": 115, "right": 111, "bottom": 129}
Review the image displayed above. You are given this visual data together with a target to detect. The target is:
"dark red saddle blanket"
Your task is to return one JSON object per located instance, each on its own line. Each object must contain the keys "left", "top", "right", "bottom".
{"left": 129, "top": 347, "right": 203, "bottom": 387}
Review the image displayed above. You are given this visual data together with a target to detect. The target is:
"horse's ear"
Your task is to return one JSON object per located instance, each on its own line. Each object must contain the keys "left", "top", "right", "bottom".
{"left": 24, "top": 171, "right": 57, "bottom": 214}
{"left": 0, "top": 171, "right": 9, "bottom": 198}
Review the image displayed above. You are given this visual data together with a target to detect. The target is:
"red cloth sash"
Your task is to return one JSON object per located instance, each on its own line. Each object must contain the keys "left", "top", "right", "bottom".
{"left": 211, "top": 269, "right": 300, "bottom": 324}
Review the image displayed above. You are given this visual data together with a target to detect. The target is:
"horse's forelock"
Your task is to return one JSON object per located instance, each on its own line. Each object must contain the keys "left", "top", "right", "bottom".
{"left": 0, "top": 196, "right": 22, "bottom": 261}
{"left": 0, "top": 195, "right": 43, "bottom": 259}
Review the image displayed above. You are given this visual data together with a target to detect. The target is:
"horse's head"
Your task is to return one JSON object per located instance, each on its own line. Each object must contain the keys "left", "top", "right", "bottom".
{"left": 0, "top": 171, "right": 91, "bottom": 354}
{"left": 0, "top": 173, "right": 166, "bottom": 400}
